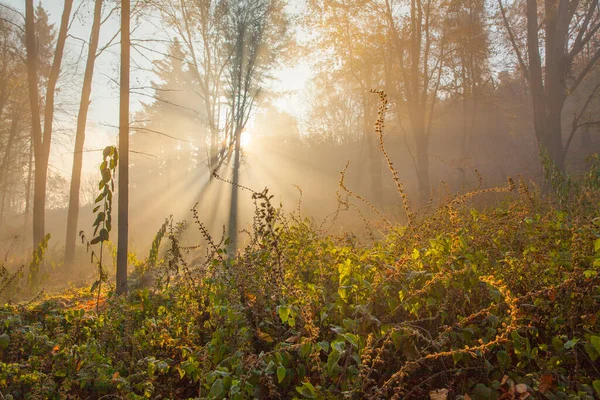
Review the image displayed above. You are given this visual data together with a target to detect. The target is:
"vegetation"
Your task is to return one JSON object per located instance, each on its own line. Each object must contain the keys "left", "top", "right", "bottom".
{"left": 0, "top": 0, "right": 599, "bottom": 398}
{"left": 1, "top": 129, "right": 599, "bottom": 399}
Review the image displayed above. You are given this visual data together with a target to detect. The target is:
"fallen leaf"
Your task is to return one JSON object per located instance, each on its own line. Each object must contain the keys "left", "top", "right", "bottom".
{"left": 501, "top": 375, "right": 509, "bottom": 385}
{"left": 429, "top": 388, "right": 448, "bottom": 400}
{"left": 285, "top": 335, "right": 300, "bottom": 343}
{"left": 516, "top": 383, "right": 528, "bottom": 394}
{"left": 463, "top": 394, "right": 471, "bottom": 400}
{"left": 538, "top": 374, "right": 553, "bottom": 393}
{"left": 112, "top": 371, "right": 120, "bottom": 381}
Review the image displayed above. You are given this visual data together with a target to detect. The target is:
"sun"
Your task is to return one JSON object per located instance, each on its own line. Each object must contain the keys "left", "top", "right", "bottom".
{"left": 241, "top": 131, "right": 252, "bottom": 149}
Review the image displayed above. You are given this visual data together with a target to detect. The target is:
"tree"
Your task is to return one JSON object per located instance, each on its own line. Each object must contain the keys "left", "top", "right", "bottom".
{"left": 117, "top": 0, "right": 131, "bottom": 295}
{"left": 223, "top": 0, "right": 289, "bottom": 254}
{"left": 64, "top": 0, "right": 105, "bottom": 266}
{"left": 25, "top": 0, "right": 74, "bottom": 250}
{"left": 383, "top": 0, "right": 447, "bottom": 202}
{"left": 499, "top": 0, "right": 600, "bottom": 170}
{"left": 150, "top": 0, "right": 231, "bottom": 174}
{"left": 304, "top": 0, "right": 387, "bottom": 205}
{"left": 444, "top": 0, "right": 490, "bottom": 183}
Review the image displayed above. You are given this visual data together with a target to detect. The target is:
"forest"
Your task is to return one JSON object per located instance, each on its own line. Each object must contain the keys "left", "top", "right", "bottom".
{"left": 0, "top": 0, "right": 599, "bottom": 398}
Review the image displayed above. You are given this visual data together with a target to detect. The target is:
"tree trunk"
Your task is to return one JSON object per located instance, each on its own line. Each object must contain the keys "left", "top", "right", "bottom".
{"left": 25, "top": 0, "right": 73, "bottom": 250}
{"left": 227, "top": 128, "right": 242, "bottom": 256}
{"left": 65, "top": 0, "right": 104, "bottom": 265}
{"left": 415, "top": 134, "right": 430, "bottom": 203}
{"left": 116, "top": 0, "right": 130, "bottom": 295}
{"left": 580, "top": 126, "right": 591, "bottom": 149}
{"left": 24, "top": 141, "right": 33, "bottom": 230}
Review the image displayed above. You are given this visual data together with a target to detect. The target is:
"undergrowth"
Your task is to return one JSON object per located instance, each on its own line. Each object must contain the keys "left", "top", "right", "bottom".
{"left": 0, "top": 94, "right": 599, "bottom": 399}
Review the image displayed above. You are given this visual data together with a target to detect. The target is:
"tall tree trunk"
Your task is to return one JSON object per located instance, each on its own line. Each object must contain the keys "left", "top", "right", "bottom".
{"left": 227, "top": 128, "right": 242, "bottom": 256}
{"left": 411, "top": 105, "right": 431, "bottom": 203}
{"left": 25, "top": 0, "right": 73, "bottom": 250}
{"left": 65, "top": 0, "right": 104, "bottom": 265}
{"left": 415, "top": 133, "right": 430, "bottom": 203}
{"left": 24, "top": 140, "right": 33, "bottom": 230}
{"left": 116, "top": 0, "right": 130, "bottom": 295}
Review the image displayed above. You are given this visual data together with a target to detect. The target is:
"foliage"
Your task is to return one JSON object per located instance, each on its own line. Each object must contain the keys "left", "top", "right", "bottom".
{"left": 0, "top": 166, "right": 599, "bottom": 398}
{"left": 79, "top": 146, "right": 118, "bottom": 312}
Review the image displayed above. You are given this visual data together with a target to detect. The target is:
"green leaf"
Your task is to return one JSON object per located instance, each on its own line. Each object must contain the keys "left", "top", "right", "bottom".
{"left": 278, "top": 306, "right": 291, "bottom": 324}
{"left": 584, "top": 270, "right": 598, "bottom": 278}
{"left": 453, "top": 351, "right": 463, "bottom": 365}
{"left": 208, "top": 378, "right": 224, "bottom": 398}
{"left": 103, "top": 146, "right": 112, "bottom": 158}
{"left": 595, "top": 238, "right": 600, "bottom": 253}
{"left": 90, "top": 280, "right": 100, "bottom": 294}
{"left": 552, "top": 336, "right": 564, "bottom": 353}
{"left": 0, "top": 333, "right": 9, "bottom": 350}
{"left": 327, "top": 349, "right": 341, "bottom": 375}
{"left": 593, "top": 380, "right": 600, "bottom": 395}
{"left": 296, "top": 382, "right": 316, "bottom": 398}
{"left": 591, "top": 336, "right": 600, "bottom": 353}
{"left": 584, "top": 344, "right": 599, "bottom": 361}
{"left": 93, "top": 212, "right": 105, "bottom": 228}
{"left": 343, "top": 333, "right": 359, "bottom": 348}
{"left": 497, "top": 350, "right": 511, "bottom": 368}
{"left": 472, "top": 383, "right": 492, "bottom": 400}
{"left": 564, "top": 338, "right": 578, "bottom": 350}
{"left": 99, "top": 228, "right": 109, "bottom": 242}
{"left": 277, "top": 365, "right": 286, "bottom": 383}
{"left": 511, "top": 331, "right": 531, "bottom": 358}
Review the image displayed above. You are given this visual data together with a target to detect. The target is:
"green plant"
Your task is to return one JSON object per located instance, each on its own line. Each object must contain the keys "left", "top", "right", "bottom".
{"left": 80, "top": 145, "right": 118, "bottom": 312}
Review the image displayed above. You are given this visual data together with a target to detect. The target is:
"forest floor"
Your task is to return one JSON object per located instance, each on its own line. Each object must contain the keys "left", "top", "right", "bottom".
{"left": 0, "top": 176, "right": 600, "bottom": 400}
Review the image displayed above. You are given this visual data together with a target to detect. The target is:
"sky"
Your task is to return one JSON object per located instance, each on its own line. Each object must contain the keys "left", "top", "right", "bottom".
{"left": 5, "top": 0, "right": 312, "bottom": 179}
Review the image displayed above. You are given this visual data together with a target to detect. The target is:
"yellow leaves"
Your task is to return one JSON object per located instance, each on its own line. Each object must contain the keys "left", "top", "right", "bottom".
{"left": 257, "top": 328, "right": 274, "bottom": 343}
{"left": 246, "top": 293, "right": 257, "bottom": 305}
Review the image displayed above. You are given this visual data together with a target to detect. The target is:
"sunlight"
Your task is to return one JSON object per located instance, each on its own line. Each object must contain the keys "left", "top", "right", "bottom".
{"left": 240, "top": 130, "right": 252, "bottom": 149}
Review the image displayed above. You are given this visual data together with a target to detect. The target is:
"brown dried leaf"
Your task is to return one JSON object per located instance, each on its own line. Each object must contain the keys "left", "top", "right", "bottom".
{"left": 539, "top": 374, "right": 553, "bottom": 393}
